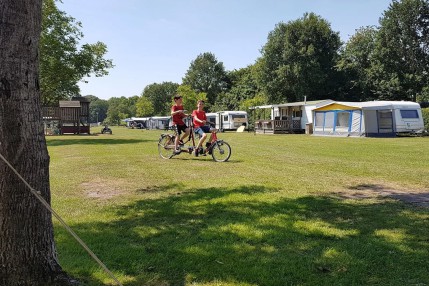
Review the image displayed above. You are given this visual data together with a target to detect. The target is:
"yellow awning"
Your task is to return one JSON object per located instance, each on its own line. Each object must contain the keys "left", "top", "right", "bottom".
{"left": 314, "top": 103, "right": 361, "bottom": 111}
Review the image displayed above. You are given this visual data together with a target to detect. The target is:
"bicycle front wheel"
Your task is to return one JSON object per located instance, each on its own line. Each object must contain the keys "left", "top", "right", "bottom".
{"left": 211, "top": 141, "right": 231, "bottom": 162}
{"left": 158, "top": 134, "right": 175, "bottom": 159}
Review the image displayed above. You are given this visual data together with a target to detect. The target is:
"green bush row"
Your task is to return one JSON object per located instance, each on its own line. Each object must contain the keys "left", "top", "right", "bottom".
{"left": 422, "top": 107, "right": 429, "bottom": 133}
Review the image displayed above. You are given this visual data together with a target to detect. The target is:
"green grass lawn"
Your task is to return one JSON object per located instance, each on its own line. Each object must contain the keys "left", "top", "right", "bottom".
{"left": 47, "top": 127, "right": 429, "bottom": 286}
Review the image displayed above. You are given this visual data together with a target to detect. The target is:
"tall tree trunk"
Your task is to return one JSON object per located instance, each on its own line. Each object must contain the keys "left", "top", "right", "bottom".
{"left": 0, "top": 1, "right": 75, "bottom": 285}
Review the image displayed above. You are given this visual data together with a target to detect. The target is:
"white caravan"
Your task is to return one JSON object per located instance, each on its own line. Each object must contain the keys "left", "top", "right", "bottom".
{"left": 206, "top": 111, "right": 248, "bottom": 131}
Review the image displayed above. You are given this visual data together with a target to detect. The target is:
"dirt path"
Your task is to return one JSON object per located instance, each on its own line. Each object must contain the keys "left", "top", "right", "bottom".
{"left": 334, "top": 184, "right": 429, "bottom": 208}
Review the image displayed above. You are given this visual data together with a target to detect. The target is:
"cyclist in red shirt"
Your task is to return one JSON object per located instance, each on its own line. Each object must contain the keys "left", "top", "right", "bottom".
{"left": 192, "top": 100, "right": 214, "bottom": 156}
{"left": 171, "top": 95, "right": 190, "bottom": 153}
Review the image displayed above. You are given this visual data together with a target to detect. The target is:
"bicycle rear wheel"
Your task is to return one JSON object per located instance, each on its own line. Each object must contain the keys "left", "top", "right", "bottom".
{"left": 158, "top": 134, "right": 175, "bottom": 159}
{"left": 211, "top": 141, "right": 231, "bottom": 162}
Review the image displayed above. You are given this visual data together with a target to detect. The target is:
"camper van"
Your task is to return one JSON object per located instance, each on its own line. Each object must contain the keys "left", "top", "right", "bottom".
{"left": 206, "top": 111, "right": 248, "bottom": 131}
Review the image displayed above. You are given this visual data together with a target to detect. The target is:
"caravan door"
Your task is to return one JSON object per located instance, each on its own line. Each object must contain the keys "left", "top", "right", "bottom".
{"left": 377, "top": 110, "right": 394, "bottom": 134}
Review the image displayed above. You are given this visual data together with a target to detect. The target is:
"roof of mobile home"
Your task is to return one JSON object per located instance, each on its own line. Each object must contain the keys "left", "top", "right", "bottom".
{"left": 207, "top": 111, "right": 247, "bottom": 114}
{"left": 314, "top": 101, "right": 421, "bottom": 111}
{"left": 130, "top": 117, "right": 151, "bottom": 121}
{"left": 250, "top": 99, "right": 333, "bottom": 109}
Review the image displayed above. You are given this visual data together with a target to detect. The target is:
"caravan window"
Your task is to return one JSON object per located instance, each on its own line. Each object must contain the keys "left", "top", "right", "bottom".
{"left": 224, "top": 115, "right": 228, "bottom": 121}
{"left": 232, "top": 115, "right": 246, "bottom": 119}
{"left": 400, "top": 110, "right": 419, "bottom": 119}
{"left": 292, "top": 110, "right": 302, "bottom": 117}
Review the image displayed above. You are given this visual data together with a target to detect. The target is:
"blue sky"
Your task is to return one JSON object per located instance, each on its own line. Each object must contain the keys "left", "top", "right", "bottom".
{"left": 59, "top": 0, "right": 393, "bottom": 100}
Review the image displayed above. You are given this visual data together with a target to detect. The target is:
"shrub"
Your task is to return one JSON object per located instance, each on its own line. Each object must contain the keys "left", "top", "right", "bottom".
{"left": 422, "top": 107, "right": 429, "bottom": 133}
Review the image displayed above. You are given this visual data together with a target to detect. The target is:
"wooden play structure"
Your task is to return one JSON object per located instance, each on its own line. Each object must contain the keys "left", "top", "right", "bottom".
{"left": 42, "top": 97, "right": 90, "bottom": 135}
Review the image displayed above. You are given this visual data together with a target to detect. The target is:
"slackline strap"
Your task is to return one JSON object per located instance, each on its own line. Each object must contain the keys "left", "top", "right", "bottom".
{"left": 0, "top": 152, "right": 123, "bottom": 286}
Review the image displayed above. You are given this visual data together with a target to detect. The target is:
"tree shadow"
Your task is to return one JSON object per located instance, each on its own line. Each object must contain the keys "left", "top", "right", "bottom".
{"left": 55, "top": 185, "right": 429, "bottom": 286}
{"left": 170, "top": 156, "right": 244, "bottom": 163}
{"left": 337, "top": 183, "right": 429, "bottom": 208}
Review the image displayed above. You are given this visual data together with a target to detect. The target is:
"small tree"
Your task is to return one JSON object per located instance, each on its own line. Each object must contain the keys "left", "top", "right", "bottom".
{"left": 240, "top": 94, "right": 269, "bottom": 129}
{"left": 422, "top": 108, "right": 429, "bottom": 133}
{"left": 136, "top": 96, "right": 154, "bottom": 117}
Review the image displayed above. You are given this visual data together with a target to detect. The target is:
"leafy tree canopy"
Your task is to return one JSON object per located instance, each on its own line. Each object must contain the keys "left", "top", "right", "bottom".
{"left": 372, "top": 0, "right": 429, "bottom": 101}
{"left": 105, "top": 96, "right": 136, "bottom": 125}
{"left": 40, "top": 0, "right": 113, "bottom": 106}
{"left": 337, "top": 26, "right": 379, "bottom": 101}
{"left": 258, "top": 13, "right": 342, "bottom": 104}
{"left": 136, "top": 96, "right": 154, "bottom": 117}
{"left": 141, "top": 82, "right": 179, "bottom": 116}
{"left": 84, "top": 95, "right": 109, "bottom": 123}
{"left": 177, "top": 85, "right": 207, "bottom": 113}
{"left": 182, "top": 52, "right": 229, "bottom": 106}
{"left": 212, "top": 65, "right": 260, "bottom": 111}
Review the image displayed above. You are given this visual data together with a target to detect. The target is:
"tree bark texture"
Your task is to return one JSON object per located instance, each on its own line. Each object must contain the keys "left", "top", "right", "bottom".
{"left": 0, "top": 1, "right": 73, "bottom": 285}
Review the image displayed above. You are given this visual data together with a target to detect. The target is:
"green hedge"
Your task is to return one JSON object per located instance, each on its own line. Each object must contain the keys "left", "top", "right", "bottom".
{"left": 422, "top": 107, "right": 429, "bottom": 133}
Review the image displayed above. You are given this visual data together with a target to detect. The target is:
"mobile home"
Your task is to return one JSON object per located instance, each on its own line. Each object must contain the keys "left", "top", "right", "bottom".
{"left": 312, "top": 101, "right": 424, "bottom": 137}
{"left": 206, "top": 111, "right": 248, "bottom": 131}
{"left": 251, "top": 100, "right": 333, "bottom": 134}
{"left": 148, "top": 116, "right": 171, "bottom": 130}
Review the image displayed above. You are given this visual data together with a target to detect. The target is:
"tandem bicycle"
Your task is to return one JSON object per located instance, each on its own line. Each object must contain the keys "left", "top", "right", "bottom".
{"left": 158, "top": 116, "right": 231, "bottom": 162}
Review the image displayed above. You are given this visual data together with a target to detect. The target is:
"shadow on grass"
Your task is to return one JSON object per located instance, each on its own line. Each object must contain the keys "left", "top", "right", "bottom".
{"left": 170, "top": 156, "right": 245, "bottom": 163}
{"left": 47, "top": 138, "right": 149, "bottom": 146}
{"left": 342, "top": 183, "right": 429, "bottom": 208}
{"left": 56, "top": 185, "right": 429, "bottom": 286}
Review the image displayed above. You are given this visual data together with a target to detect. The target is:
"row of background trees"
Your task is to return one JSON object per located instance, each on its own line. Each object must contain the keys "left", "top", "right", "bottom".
{"left": 41, "top": 0, "right": 429, "bottom": 127}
